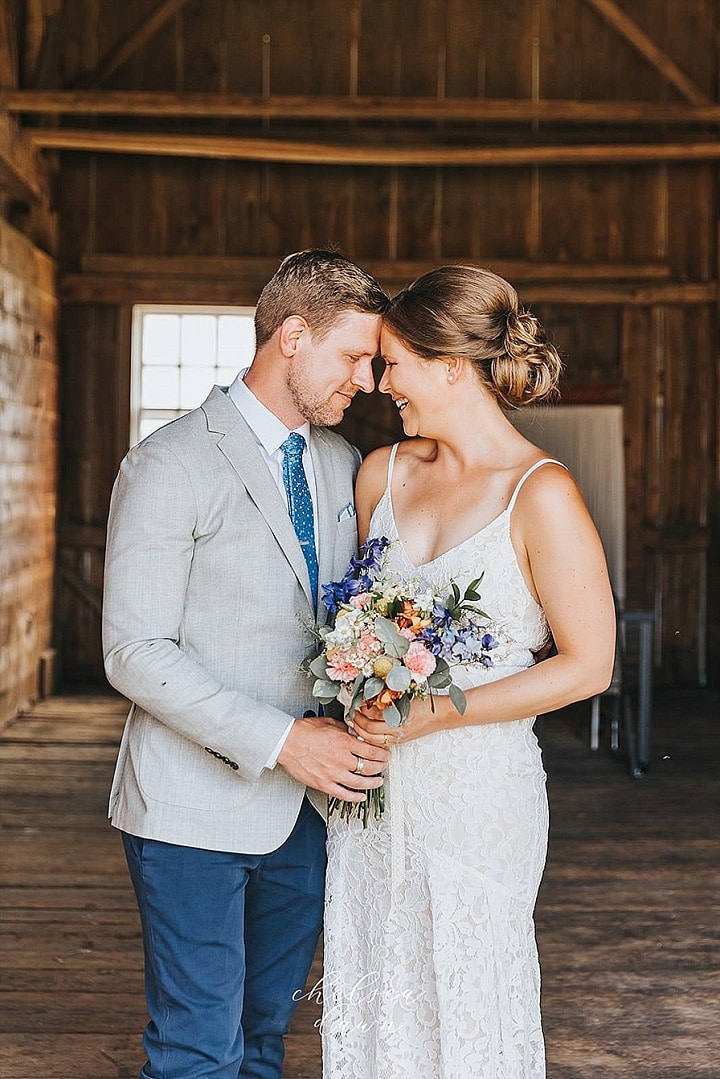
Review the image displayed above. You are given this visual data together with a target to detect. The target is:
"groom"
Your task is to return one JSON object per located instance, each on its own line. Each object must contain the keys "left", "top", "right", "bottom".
{"left": 102, "top": 249, "right": 391, "bottom": 1078}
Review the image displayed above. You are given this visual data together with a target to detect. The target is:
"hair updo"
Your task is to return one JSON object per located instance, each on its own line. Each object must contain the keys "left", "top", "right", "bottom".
{"left": 383, "top": 265, "right": 562, "bottom": 409}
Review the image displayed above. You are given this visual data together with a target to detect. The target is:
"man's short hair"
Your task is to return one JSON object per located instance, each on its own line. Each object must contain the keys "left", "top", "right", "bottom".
{"left": 254, "top": 249, "right": 388, "bottom": 348}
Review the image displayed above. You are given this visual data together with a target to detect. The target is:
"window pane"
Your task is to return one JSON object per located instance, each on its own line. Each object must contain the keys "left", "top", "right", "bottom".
{"left": 139, "top": 414, "right": 178, "bottom": 442}
{"left": 180, "top": 316, "right": 217, "bottom": 365}
{"left": 143, "top": 315, "right": 180, "bottom": 365}
{"left": 179, "top": 366, "right": 215, "bottom": 409}
{"left": 142, "top": 365, "right": 180, "bottom": 408}
{"left": 217, "top": 365, "right": 239, "bottom": 387}
{"left": 133, "top": 307, "right": 256, "bottom": 449}
{"left": 218, "top": 315, "right": 255, "bottom": 367}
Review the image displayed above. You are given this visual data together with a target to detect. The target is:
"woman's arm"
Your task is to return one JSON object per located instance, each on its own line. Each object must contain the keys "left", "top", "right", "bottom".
{"left": 352, "top": 466, "right": 616, "bottom": 744}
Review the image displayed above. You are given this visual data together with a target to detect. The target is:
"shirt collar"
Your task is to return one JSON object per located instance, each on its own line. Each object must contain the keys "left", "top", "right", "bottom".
{"left": 227, "top": 368, "right": 311, "bottom": 455}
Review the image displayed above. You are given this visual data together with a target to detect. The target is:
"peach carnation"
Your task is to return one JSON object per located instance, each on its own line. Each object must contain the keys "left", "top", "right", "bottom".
{"left": 327, "top": 655, "right": 361, "bottom": 682}
{"left": 402, "top": 642, "right": 437, "bottom": 678}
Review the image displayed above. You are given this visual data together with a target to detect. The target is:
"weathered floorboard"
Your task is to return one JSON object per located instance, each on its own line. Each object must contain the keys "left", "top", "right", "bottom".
{"left": 0, "top": 689, "right": 718, "bottom": 1077}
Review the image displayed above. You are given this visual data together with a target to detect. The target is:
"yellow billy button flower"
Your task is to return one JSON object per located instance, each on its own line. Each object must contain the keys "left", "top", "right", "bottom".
{"left": 372, "top": 656, "right": 395, "bottom": 679}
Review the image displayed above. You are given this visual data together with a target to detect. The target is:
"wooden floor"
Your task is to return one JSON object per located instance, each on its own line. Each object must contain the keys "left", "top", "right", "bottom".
{"left": 1, "top": 688, "right": 718, "bottom": 1078}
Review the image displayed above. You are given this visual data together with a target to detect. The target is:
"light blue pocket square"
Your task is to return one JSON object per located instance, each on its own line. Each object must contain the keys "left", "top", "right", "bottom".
{"left": 337, "top": 501, "right": 357, "bottom": 522}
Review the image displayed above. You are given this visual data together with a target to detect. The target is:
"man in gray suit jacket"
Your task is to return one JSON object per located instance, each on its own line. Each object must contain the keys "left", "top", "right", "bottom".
{"left": 103, "top": 250, "right": 391, "bottom": 1078}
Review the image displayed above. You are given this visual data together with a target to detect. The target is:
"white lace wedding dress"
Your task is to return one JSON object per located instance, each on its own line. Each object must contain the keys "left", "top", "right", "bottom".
{"left": 322, "top": 450, "right": 560, "bottom": 1079}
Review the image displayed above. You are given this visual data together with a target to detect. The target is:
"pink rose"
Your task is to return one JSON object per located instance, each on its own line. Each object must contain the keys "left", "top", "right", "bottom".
{"left": 350, "top": 592, "right": 372, "bottom": 609}
{"left": 402, "top": 642, "right": 437, "bottom": 678}
{"left": 327, "top": 655, "right": 361, "bottom": 683}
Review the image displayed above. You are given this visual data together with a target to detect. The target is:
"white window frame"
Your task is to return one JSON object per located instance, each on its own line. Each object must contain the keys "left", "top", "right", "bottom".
{"left": 130, "top": 303, "right": 256, "bottom": 447}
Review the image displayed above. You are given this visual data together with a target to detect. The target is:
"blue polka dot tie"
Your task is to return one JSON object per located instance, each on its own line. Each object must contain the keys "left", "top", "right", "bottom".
{"left": 281, "top": 432, "right": 319, "bottom": 608}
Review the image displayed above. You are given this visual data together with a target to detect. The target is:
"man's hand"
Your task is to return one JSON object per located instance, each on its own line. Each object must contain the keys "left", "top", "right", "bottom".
{"left": 277, "top": 716, "right": 390, "bottom": 803}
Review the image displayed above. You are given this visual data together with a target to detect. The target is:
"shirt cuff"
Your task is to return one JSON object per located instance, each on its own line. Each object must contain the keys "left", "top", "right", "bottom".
{"left": 264, "top": 717, "right": 296, "bottom": 769}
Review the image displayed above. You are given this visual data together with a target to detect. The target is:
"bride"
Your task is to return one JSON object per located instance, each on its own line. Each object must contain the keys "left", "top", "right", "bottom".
{"left": 321, "top": 265, "right": 616, "bottom": 1078}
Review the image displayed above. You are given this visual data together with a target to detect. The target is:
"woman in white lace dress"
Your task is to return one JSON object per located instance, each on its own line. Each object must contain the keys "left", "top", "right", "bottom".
{"left": 322, "top": 266, "right": 616, "bottom": 1078}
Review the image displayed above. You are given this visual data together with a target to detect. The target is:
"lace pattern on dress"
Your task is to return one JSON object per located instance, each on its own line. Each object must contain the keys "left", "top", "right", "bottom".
{"left": 322, "top": 452, "right": 563, "bottom": 1078}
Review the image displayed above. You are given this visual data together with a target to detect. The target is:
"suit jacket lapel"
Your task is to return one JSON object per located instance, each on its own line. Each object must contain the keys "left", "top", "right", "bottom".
{"left": 202, "top": 387, "right": 315, "bottom": 609}
{"left": 311, "top": 428, "right": 340, "bottom": 612}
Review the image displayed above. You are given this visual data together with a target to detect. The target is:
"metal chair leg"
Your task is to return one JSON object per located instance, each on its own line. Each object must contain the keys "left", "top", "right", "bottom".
{"left": 590, "top": 695, "right": 601, "bottom": 750}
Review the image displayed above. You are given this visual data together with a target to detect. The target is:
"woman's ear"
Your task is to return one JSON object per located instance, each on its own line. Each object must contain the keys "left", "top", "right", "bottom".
{"left": 279, "top": 315, "right": 308, "bottom": 358}
{"left": 445, "top": 357, "right": 463, "bottom": 384}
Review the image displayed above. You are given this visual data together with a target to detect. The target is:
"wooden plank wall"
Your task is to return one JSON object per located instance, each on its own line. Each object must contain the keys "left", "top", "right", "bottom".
{"left": 0, "top": 220, "right": 58, "bottom": 727}
{"left": 42, "top": 0, "right": 718, "bottom": 686}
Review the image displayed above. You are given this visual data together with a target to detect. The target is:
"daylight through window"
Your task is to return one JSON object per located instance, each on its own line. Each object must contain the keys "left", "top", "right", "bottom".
{"left": 131, "top": 305, "right": 256, "bottom": 446}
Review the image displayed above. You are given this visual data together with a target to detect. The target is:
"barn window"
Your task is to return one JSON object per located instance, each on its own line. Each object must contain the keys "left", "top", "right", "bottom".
{"left": 131, "top": 305, "right": 256, "bottom": 446}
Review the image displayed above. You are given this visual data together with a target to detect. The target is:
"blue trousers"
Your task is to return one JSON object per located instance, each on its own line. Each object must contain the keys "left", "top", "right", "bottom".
{"left": 122, "top": 798, "right": 326, "bottom": 1079}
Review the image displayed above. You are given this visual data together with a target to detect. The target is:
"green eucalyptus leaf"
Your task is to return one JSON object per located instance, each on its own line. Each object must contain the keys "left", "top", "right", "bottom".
{"left": 374, "top": 616, "right": 409, "bottom": 657}
{"left": 363, "top": 676, "right": 385, "bottom": 699}
{"left": 309, "top": 655, "right": 330, "bottom": 678}
{"left": 428, "top": 670, "right": 452, "bottom": 689}
{"left": 348, "top": 674, "right": 365, "bottom": 711}
{"left": 396, "top": 695, "right": 411, "bottom": 723}
{"left": 312, "top": 678, "right": 339, "bottom": 702}
{"left": 448, "top": 683, "right": 467, "bottom": 715}
{"left": 385, "top": 664, "right": 413, "bottom": 692}
{"left": 383, "top": 700, "right": 402, "bottom": 727}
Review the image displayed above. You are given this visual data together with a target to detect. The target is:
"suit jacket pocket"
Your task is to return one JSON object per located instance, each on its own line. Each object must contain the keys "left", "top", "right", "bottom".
{"left": 129, "top": 711, "right": 256, "bottom": 813}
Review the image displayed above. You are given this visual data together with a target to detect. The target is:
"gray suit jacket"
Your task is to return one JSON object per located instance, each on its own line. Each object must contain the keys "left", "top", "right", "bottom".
{"left": 103, "top": 386, "right": 360, "bottom": 854}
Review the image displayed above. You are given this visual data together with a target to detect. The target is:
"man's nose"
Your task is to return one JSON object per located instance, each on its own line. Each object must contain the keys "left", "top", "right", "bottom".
{"left": 352, "top": 356, "right": 375, "bottom": 393}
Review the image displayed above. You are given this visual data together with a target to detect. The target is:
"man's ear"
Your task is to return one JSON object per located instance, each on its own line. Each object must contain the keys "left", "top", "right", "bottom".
{"left": 279, "top": 315, "right": 308, "bottom": 359}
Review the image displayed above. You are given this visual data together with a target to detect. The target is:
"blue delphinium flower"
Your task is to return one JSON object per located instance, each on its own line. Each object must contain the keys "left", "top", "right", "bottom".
{"left": 321, "top": 536, "right": 391, "bottom": 616}
{"left": 349, "top": 536, "right": 391, "bottom": 574}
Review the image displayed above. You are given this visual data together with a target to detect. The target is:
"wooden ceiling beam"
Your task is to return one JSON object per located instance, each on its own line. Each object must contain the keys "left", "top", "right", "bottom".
{"left": 0, "top": 109, "right": 52, "bottom": 203}
{"left": 76, "top": 0, "right": 194, "bottom": 89}
{"left": 60, "top": 269, "right": 717, "bottom": 308}
{"left": 581, "top": 0, "right": 710, "bottom": 106}
{"left": 80, "top": 253, "right": 673, "bottom": 283}
{"left": 5, "top": 90, "right": 720, "bottom": 124}
{"left": 26, "top": 127, "right": 720, "bottom": 167}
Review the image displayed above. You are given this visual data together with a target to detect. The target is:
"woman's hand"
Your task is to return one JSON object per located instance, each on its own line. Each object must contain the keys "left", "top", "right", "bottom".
{"left": 350, "top": 694, "right": 451, "bottom": 747}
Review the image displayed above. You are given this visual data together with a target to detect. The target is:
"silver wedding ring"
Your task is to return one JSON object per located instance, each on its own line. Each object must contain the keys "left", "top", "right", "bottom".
{"left": 353, "top": 754, "right": 365, "bottom": 774}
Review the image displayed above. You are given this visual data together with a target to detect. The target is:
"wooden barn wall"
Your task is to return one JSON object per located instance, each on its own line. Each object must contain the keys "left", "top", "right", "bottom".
{"left": 0, "top": 220, "right": 58, "bottom": 727}
{"left": 45, "top": 0, "right": 718, "bottom": 687}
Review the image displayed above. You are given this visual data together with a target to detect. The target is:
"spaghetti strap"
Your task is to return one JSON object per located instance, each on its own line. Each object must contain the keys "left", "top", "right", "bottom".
{"left": 386, "top": 442, "right": 401, "bottom": 489}
{"left": 507, "top": 457, "right": 567, "bottom": 514}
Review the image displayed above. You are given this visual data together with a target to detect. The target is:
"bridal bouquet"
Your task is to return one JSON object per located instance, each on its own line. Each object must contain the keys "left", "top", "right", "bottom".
{"left": 304, "top": 536, "right": 500, "bottom": 823}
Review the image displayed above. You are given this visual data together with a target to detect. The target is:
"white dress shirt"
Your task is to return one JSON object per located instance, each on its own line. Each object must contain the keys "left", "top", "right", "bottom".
{"left": 226, "top": 370, "right": 318, "bottom": 768}
{"left": 227, "top": 370, "right": 318, "bottom": 531}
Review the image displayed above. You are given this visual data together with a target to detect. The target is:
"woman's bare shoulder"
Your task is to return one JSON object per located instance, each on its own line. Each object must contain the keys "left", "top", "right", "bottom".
{"left": 512, "top": 458, "right": 592, "bottom": 534}
{"left": 357, "top": 443, "right": 394, "bottom": 488}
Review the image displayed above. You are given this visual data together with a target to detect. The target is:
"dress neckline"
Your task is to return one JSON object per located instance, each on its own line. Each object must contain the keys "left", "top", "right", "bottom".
{"left": 380, "top": 447, "right": 567, "bottom": 572}
{"left": 383, "top": 485, "right": 509, "bottom": 571}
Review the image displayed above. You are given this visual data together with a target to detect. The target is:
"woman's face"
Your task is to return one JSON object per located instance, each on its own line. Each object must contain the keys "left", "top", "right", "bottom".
{"left": 378, "top": 326, "right": 446, "bottom": 438}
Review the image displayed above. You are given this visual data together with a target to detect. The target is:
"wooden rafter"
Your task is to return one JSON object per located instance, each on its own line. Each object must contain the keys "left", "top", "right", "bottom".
{"left": 0, "top": 2, "right": 18, "bottom": 89}
{"left": 5, "top": 90, "right": 720, "bottom": 124}
{"left": 26, "top": 127, "right": 720, "bottom": 167}
{"left": 60, "top": 267, "right": 718, "bottom": 308}
{"left": 581, "top": 0, "right": 709, "bottom": 106}
{"left": 76, "top": 0, "right": 194, "bottom": 89}
{"left": 0, "top": 109, "right": 52, "bottom": 202}
{"left": 79, "top": 253, "right": 673, "bottom": 283}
